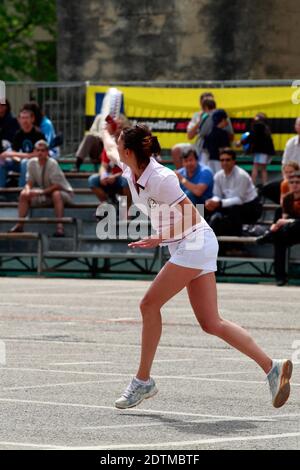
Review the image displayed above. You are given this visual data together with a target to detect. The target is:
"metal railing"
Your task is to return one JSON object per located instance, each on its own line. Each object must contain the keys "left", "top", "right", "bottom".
{"left": 6, "top": 82, "right": 86, "bottom": 154}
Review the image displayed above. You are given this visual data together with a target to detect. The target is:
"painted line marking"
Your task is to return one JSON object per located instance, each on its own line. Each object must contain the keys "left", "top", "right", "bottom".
{"left": 66, "top": 431, "right": 300, "bottom": 449}
{"left": 1, "top": 367, "right": 299, "bottom": 386}
{"left": 3, "top": 379, "right": 124, "bottom": 391}
{"left": 0, "top": 397, "right": 299, "bottom": 423}
{"left": 48, "top": 361, "right": 113, "bottom": 366}
{"left": 0, "top": 431, "right": 300, "bottom": 450}
{"left": 1, "top": 339, "right": 234, "bottom": 352}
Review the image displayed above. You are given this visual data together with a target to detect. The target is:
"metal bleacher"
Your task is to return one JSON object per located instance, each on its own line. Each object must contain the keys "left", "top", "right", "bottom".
{"left": 0, "top": 155, "right": 299, "bottom": 281}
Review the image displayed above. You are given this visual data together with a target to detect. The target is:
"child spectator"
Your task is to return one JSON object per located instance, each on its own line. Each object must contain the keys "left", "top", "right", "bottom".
{"left": 241, "top": 113, "right": 275, "bottom": 185}
{"left": 280, "top": 161, "right": 299, "bottom": 204}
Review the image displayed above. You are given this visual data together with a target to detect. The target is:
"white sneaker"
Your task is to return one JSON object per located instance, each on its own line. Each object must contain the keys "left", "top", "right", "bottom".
{"left": 115, "top": 377, "right": 158, "bottom": 409}
{"left": 267, "top": 359, "right": 293, "bottom": 408}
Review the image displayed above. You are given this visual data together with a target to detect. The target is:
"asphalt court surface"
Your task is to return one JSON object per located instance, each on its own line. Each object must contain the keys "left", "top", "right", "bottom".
{"left": 0, "top": 277, "right": 299, "bottom": 450}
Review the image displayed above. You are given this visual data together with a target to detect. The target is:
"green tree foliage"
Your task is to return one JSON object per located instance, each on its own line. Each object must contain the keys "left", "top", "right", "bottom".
{"left": 0, "top": 0, "right": 57, "bottom": 81}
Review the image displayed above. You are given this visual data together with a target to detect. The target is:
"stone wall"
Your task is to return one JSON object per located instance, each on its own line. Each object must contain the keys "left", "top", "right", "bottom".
{"left": 57, "top": 0, "right": 300, "bottom": 81}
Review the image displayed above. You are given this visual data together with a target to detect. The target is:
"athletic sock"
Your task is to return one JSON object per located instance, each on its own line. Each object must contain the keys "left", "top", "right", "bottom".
{"left": 135, "top": 377, "right": 151, "bottom": 385}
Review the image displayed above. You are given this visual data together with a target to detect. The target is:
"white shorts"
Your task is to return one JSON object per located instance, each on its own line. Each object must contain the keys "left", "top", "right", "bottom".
{"left": 167, "top": 227, "right": 219, "bottom": 278}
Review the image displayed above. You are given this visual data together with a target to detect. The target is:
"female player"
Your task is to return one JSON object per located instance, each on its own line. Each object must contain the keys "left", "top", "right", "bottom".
{"left": 102, "top": 124, "right": 293, "bottom": 410}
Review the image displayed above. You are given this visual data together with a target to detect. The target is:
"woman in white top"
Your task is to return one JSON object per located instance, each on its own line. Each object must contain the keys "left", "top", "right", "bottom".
{"left": 103, "top": 124, "right": 292, "bottom": 410}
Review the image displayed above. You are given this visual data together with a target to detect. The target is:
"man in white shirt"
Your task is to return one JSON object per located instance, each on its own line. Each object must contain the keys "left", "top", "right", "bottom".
{"left": 205, "top": 148, "right": 262, "bottom": 235}
{"left": 282, "top": 117, "right": 300, "bottom": 166}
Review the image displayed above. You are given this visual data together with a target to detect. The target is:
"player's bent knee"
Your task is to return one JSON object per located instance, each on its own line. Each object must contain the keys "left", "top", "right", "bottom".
{"left": 51, "top": 190, "right": 62, "bottom": 200}
{"left": 139, "top": 296, "right": 161, "bottom": 316}
{"left": 200, "top": 319, "right": 221, "bottom": 336}
{"left": 20, "top": 190, "right": 29, "bottom": 199}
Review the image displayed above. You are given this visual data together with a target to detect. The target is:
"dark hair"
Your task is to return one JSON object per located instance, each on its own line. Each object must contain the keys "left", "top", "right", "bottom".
{"left": 200, "top": 92, "right": 214, "bottom": 104}
{"left": 121, "top": 124, "right": 161, "bottom": 169}
{"left": 201, "top": 98, "right": 216, "bottom": 111}
{"left": 255, "top": 112, "right": 268, "bottom": 123}
{"left": 183, "top": 149, "right": 198, "bottom": 160}
{"left": 22, "top": 101, "right": 44, "bottom": 126}
{"left": 252, "top": 112, "right": 271, "bottom": 136}
{"left": 219, "top": 148, "right": 236, "bottom": 161}
{"left": 212, "top": 109, "right": 228, "bottom": 126}
{"left": 289, "top": 171, "right": 300, "bottom": 179}
{"left": 19, "top": 108, "right": 34, "bottom": 119}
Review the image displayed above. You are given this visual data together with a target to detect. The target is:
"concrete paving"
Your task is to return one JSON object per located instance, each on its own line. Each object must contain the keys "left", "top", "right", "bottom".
{"left": 0, "top": 277, "right": 299, "bottom": 450}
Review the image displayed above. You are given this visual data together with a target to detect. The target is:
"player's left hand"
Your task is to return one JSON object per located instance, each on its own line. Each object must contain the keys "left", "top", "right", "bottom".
{"left": 128, "top": 235, "right": 162, "bottom": 249}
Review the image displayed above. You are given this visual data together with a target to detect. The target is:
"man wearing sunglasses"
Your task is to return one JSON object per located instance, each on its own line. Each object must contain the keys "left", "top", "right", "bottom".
{"left": 257, "top": 171, "right": 300, "bottom": 285}
{"left": 205, "top": 148, "right": 262, "bottom": 235}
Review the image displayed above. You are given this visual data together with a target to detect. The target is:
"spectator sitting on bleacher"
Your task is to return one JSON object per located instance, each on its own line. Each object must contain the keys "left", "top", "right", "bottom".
{"left": 205, "top": 148, "right": 262, "bottom": 235}
{"left": 0, "top": 99, "right": 20, "bottom": 150}
{"left": 9, "top": 140, "right": 74, "bottom": 237}
{"left": 203, "top": 109, "right": 231, "bottom": 174}
{"left": 175, "top": 148, "right": 213, "bottom": 207}
{"left": 88, "top": 116, "right": 131, "bottom": 206}
{"left": 257, "top": 171, "right": 300, "bottom": 286}
{"left": 282, "top": 117, "right": 300, "bottom": 167}
{"left": 0, "top": 109, "right": 45, "bottom": 188}
{"left": 268, "top": 161, "right": 300, "bottom": 224}
{"left": 23, "top": 102, "right": 60, "bottom": 159}
{"left": 280, "top": 161, "right": 299, "bottom": 205}
{"left": 73, "top": 113, "right": 104, "bottom": 172}
{"left": 260, "top": 160, "right": 300, "bottom": 207}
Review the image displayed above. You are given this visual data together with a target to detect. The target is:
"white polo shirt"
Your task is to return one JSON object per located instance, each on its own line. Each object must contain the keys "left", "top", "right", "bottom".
{"left": 282, "top": 135, "right": 300, "bottom": 166}
{"left": 102, "top": 130, "right": 208, "bottom": 244}
{"left": 123, "top": 157, "right": 188, "bottom": 243}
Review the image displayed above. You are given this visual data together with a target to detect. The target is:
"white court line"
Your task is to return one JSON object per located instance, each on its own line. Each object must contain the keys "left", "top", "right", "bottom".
{"left": 2, "top": 339, "right": 234, "bottom": 352}
{"left": 3, "top": 379, "right": 124, "bottom": 391}
{"left": 65, "top": 431, "right": 300, "bottom": 450}
{"left": 49, "top": 359, "right": 195, "bottom": 365}
{"left": 2, "top": 367, "right": 300, "bottom": 386}
{"left": 0, "top": 442, "right": 66, "bottom": 450}
{"left": 0, "top": 397, "right": 299, "bottom": 422}
{"left": 1, "top": 431, "right": 300, "bottom": 450}
{"left": 49, "top": 361, "right": 113, "bottom": 366}
{"left": 154, "top": 359, "right": 195, "bottom": 363}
